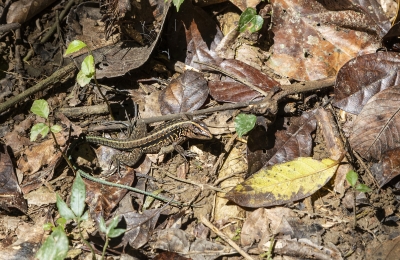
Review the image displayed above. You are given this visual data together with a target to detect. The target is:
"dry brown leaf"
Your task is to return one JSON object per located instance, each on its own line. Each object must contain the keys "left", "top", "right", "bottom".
{"left": 350, "top": 84, "right": 400, "bottom": 160}
{"left": 334, "top": 52, "right": 400, "bottom": 114}
{"left": 267, "top": 0, "right": 387, "bottom": 81}
{"left": 159, "top": 70, "right": 209, "bottom": 114}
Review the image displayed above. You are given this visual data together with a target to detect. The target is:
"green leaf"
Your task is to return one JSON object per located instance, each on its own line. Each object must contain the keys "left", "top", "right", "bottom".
{"left": 65, "top": 40, "right": 87, "bottom": 55}
{"left": 50, "top": 125, "right": 62, "bottom": 133}
{"left": 173, "top": 0, "right": 184, "bottom": 11}
{"left": 105, "top": 216, "right": 125, "bottom": 238}
{"left": 108, "top": 228, "right": 126, "bottom": 238}
{"left": 81, "top": 55, "right": 95, "bottom": 78}
{"left": 56, "top": 194, "right": 76, "bottom": 220}
{"left": 76, "top": 70, "right": 92, "bottom": 87}
{"left": 56, "top": 217, "right": 67, "bottom": 229}
{"left": 43, "top": 222, "right": 54, "bottom": 231}
{"left": 356, "top": 184, "right": 372, "bottom": 193}
{"left": 99, "top": 216, "right": 107, "bottom": 234}
{"left": 36, "top": 226, "right": 69, "bottom": 260}
{"left": 346, "top": 170, "right": 358, "bottom": 187}
{"left": 30, "top": 123, "right": 50, "bottom": 141}
{"left": 81, "top": 210, "right": 89, "bottom": 221}
{"left": 70, "top": 173, "right": 86, "bottom": 218}
{"left": 31, "top": 99, "right": 49, "bottom": 119}
{"left": 239, "top": 8, "right": 264, "bottom": 33}
{"left": 235, "top": 114, "right": 257, "bottom": 137}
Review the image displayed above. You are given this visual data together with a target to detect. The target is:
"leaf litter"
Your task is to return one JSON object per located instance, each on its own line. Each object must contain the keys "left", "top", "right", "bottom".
{"left": 1, "top": 0, "right": 400, "bottom": 259}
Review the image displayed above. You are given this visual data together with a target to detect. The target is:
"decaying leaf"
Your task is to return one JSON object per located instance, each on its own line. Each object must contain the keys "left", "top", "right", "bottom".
{"left": 371, "top": 149, "right": 400, "bottom": 187}
{"left": 226, "top": 157, "right": 338, "bottom": 207}
{"left": 267, "top": 0, "right": 387, "bottom": 81}
{"left": 0, "top": 144, "right": 27, "bottom": 213}
{"left": 334, "top": 52, "right": 400, "bottom": 114}
{"left": 151, "top": 228, "right": 234, "bottom": 260}
{"left": 159, "top": 70, "right": 209, "bottom": 114}
{"left": 350, "top": 84, "right": 400, "bottom": 160}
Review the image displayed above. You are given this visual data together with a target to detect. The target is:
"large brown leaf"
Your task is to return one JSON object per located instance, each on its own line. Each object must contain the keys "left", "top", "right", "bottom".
{"left": 334, "top": 52, "right": 400, "bottom": 114}
{"left": 266, "top": 0, "right": 387, "bottom": 81}
{"left": 350, "top": 84, "right": 400, "bottom": 160}
{"left": 159, "top": 70, "right": 209, "bottom": 114}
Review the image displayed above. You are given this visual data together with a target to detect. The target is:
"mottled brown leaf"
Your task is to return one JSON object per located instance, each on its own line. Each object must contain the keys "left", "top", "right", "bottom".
{"left": 0, "top": 144, "right": 27, "bottom": 213}
{"left": 159, "top": 70, "right": 209, "bottom": 114}
{"left": 151, "top": 228, "right": 232, "bottom": 258}
{"left": 371, "top": 149, "right": 400, "bottom": 187}
{"left": 247, "top": 112, "right": 316, "bottom": 175}
{"left": 208, "top": 59, "right": 279, "bottom": 103}
{"left": 267, "top": 0, "right": 386, "bottom": 81}
{"left": 334, "top": 52, "right": 400, "bottom": 114}
{"left": 119, "top": 208, "right": 162, "bottom": 249}
{"left": 350, "top": 85, "right": 400, "bottom": 160}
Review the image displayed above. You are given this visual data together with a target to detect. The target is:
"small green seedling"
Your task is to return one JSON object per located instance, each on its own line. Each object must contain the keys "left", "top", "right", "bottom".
{"left": 235, "top": 113, "right": 257, "bottom": 137}
{"left": 30, "top": 99, "right": 62, "bottom": 141}
{"left": 36, "top": 174, "right": 89, "bottom": 260}
{"left": 99, "top": 215, "right": 126, "bottom": 259}
{"left": 64, "top": 40, "right": 95, "bottom": 87}
{"left": 238, "top": 8, "right": 264, "bottom": 33}
{"left": 346, "top": 170, "right": 372, "bottom": 193}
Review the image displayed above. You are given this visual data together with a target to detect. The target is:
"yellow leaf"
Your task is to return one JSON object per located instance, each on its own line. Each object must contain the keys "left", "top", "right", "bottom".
{"left": 225, "top": 157, "right": 338, "bottom": 207}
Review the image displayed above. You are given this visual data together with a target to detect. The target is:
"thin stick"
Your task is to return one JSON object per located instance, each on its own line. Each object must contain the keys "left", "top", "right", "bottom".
{"left": 86, "top": 77, "right": 335, "bottom": 131}
{"left": 200, "top": 215, "right": 254, "bottom": 260}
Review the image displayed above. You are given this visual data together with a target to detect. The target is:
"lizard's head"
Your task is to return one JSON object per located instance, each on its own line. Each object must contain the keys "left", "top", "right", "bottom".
{"left": 187, "top": 120, "right": 213, "bottom": 140}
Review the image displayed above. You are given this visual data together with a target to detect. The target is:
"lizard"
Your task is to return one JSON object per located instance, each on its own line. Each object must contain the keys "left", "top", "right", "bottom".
{"left": 68, "top": 119, "right": 213, "bottom": 205}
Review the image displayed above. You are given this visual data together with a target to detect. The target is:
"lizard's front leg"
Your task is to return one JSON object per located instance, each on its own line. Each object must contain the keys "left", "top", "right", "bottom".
{"left": 158, "top": 144, "right": 197, "bottom": 161}
{"left": 111, "top": 148, "right": 143, "bottom": 167}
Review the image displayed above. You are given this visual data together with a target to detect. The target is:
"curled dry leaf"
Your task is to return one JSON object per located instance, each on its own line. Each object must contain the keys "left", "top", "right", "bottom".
{"left": 371, "top": 149, "right": 400, "bottom": 187}
{"left": 334, "top": 52, "right": 400, "bottom": 114}
{"left": 350, "top": 85, "right": 400, "bottom": 160}
{"left": 208, "top": 59, "right": 280, "bottom": 103}
{"left": 247, "top": 112, "right": 316, "bottom": 175}
{"left": 267, "top": 0, "right": 386, "bottom": 81}
{"left": 159, "top": 70, "right": 209, "bottom": 114}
